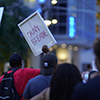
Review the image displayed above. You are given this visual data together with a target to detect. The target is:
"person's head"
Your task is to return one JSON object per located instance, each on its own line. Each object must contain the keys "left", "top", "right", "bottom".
{"left": 87, "top": 64, "right": 92, "bottom": 71}
{"left": 9, "top": 52, "right": 22, "bottom": 68}
{"left": 50, "top": 63, "right": 82, "bottom": 100}
{"left": 40, "top": 53, "right": 58, "bottom": 75}
{"left": 94, "top": 39, "right": 100, "bottom": 71}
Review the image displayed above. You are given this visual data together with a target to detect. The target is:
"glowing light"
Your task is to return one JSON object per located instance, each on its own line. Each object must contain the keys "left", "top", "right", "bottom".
{"left": 69, "top": 16, "right": 76, "bottom": 38}
{"left": 38, "top": 0, "right": 46, "bottom": 4}
{"left": 74, "top": 46, "right": 78, "bottom": 51}
{"left": 51, "top": 0, "right": 57, "bottom": 5}
{"left": 51, "top": 19, "right": 58, "bottom": 24}
{"left": 37, "top": 8, "right": 42, "bottom": 13}
{"left": 53, "top": 45, "right": 58, "bottom": 49}
{"left": 44, "top": 20, "right": 51, "bottom": 27}
{"left": 29, "top": 0, "right": 36, "bottom": 1}
{"left": 61, "top": 43, "right": 67, "bottom": 48}
{"left": 57, "top": 48, "right": 68, "bottom": 60}
{"left": 49, "top": 47, "right": 53, "bottom": 51}
{"left": 68, "top": 45, "right": 73, "bottom": 50}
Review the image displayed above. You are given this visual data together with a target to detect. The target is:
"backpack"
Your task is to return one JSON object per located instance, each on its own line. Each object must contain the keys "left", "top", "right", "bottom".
{"left": 0, "top": 69, "right": 22, "bottom": 100}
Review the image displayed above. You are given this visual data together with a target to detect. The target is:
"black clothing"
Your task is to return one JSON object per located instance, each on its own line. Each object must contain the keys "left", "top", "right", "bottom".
{"left": 72, "top": 76, "right": 100, "bottom": 100}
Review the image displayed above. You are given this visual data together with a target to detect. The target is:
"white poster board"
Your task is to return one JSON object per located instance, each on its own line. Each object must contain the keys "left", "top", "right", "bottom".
{"left": 18, "top": 11, "right": 57, "bottom": 56}
{"left": 0, "top": 7, "right": 4, "bottom": 26}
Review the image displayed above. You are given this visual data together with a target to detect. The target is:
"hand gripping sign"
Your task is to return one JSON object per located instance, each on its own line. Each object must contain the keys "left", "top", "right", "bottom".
{"left": 18, "top": 11, "right": 57, "bottom": 56}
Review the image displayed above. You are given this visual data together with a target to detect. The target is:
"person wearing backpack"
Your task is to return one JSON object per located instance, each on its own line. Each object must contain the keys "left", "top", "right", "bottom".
{"left": 0, "top": 52, "right": 40, "bottom": 100}
{"left": 0, "top": 45, "right": 50, "bottom": 100}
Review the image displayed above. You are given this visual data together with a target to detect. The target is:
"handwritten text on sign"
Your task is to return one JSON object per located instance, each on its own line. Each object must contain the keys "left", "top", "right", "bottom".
{"left": 18, "top": 11, "right": 57, "bottom": 56}
{"left": 27, "top": 22, "right": 48, "bottom": 46}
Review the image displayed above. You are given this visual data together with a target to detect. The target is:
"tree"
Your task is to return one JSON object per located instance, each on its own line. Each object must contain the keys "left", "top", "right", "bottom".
{"left": 0, "top": 0, "right": 33, "bottom": 63}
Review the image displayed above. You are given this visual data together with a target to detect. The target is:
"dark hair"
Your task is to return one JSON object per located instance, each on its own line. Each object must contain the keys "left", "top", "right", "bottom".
{"left": 9, "top": 53, "right": 22, "bottom": 68}
{"left": 10, "top": 59, "right": 22, "bottom": 68}
{"left": 94, "top": 39, "right": 100, "bottom": 60}
{"left": 87, "top": 64, "right": 92, "bottom": 69}
{"left": 50, "top": 63, "right": 82, "bottom": 100}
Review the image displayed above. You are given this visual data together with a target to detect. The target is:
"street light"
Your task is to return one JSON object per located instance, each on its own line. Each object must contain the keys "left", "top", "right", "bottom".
{"left": 44, "top": 19, "right": 58, "bottom": 27}
{"left": 44, "top": 20, "right": 51, "bottom": 27}
{"left": 56, "top": 48, "right": 68, "bottom": 60}
{"left": 51, "top": 19, "right": 58, "bottom": 24}
{"left": 51, "top": 0, "right": 57, "bottom": 5}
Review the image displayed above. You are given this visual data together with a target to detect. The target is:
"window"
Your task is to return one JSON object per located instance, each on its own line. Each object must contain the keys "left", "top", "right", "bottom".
{"left": 96, "top": 13, "right": 100, "bottom": 19}
{"left": 96, "top": 25, "right": 99, "bottom": 32}
{"left": 97, "top": 0, "right": 100, "bottom": 5}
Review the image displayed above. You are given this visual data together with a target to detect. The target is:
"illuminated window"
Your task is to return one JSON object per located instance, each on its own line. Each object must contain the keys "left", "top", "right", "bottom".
{"left": 97, "top": 0, "right": 100, "bottom": 5}
{"left": 96, "top": 25, "right": 99, "bottom": 32}
{"left": 96, "top": 13, "right": 100, "bottom": 19}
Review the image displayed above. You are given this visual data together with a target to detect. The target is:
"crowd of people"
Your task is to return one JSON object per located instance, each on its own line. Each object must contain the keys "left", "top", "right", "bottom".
{"left": 0, "top": 38, "right": 100, "bottom": 100}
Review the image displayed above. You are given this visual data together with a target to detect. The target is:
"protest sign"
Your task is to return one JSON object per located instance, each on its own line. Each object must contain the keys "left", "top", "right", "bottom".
{"left": 18, "top": 11, "right": 57, "bottom": 56}
{"left": 0, "top": 7, "right": 4, "bottom": 26}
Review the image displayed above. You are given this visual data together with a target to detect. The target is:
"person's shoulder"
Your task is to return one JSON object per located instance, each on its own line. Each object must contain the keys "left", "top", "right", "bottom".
{"left": 17, "top": 68, "right": 40, "bottom": 73}
{"left": 74, "top": 82, "right": 84, "bottom": 90}
{"left": 28, "top": 74, "right": 41, "bottom": 82}
{"left": 37, "top": 74, "right": 52, "bottom": 80}
{"left": 40, "top": 74, "right": 52, "bottom": 77}
{"left": 13, "top": 68, "right": 40, "bottom": 79}
{"left": 91, "top": 76, "right": 100, "bottom": 81}
{"left": 22, "top": 68, "right": 40, "bottom": 71}
{"left": 87, "top": 76, "right": 100, "bottom": 85}
{"left": 28, "top": 74, "right": 51, "bottom": 84}
{"left": 75, "top": 76, "right": 100, "bottom": 91}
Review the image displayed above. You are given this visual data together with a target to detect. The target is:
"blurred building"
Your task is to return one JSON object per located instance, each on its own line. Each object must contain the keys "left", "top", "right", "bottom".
{"left": 96, "top": 0, "right": 100, "bottom": 37}
{"left": 49, "top": 0, "right": 96, "bottom": 71}
{"left": 23, "top": 0, "right": 97, "bottom": 72}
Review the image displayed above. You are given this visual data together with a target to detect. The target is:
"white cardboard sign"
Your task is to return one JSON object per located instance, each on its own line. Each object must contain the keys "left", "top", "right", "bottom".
{"left": 18, "top": 11, "right": 57, "bottom": 56}
{"left": 0, "top": 7, "right": 4, "bottom": 25}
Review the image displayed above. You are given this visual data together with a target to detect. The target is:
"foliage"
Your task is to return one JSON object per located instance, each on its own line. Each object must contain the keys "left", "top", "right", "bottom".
{"left": 0, "top": 0, "right": 33, "bottom": 62}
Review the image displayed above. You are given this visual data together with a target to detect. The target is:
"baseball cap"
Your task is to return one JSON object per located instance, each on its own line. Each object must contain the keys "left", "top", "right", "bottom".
{"left": 40, "top": 53, "right": 58, "bottom": 75}
{"left": 9, "top": 52, "right": 22, "bottom": 65}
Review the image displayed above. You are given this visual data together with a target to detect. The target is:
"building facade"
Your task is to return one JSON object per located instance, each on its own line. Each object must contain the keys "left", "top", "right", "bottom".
{"left": 23, "top": 0, "right": 96, "bottom": 72}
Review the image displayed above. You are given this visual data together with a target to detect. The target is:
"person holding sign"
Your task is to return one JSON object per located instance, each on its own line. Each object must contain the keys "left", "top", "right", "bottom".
{"left": 0, "top": 45, "right": 50, "bottom": 100}
{"left": 18, "top": 11, "right": 57, "bottom": 57}
{"left": 23, "top": 45, "right": 58, "bottom": 100}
